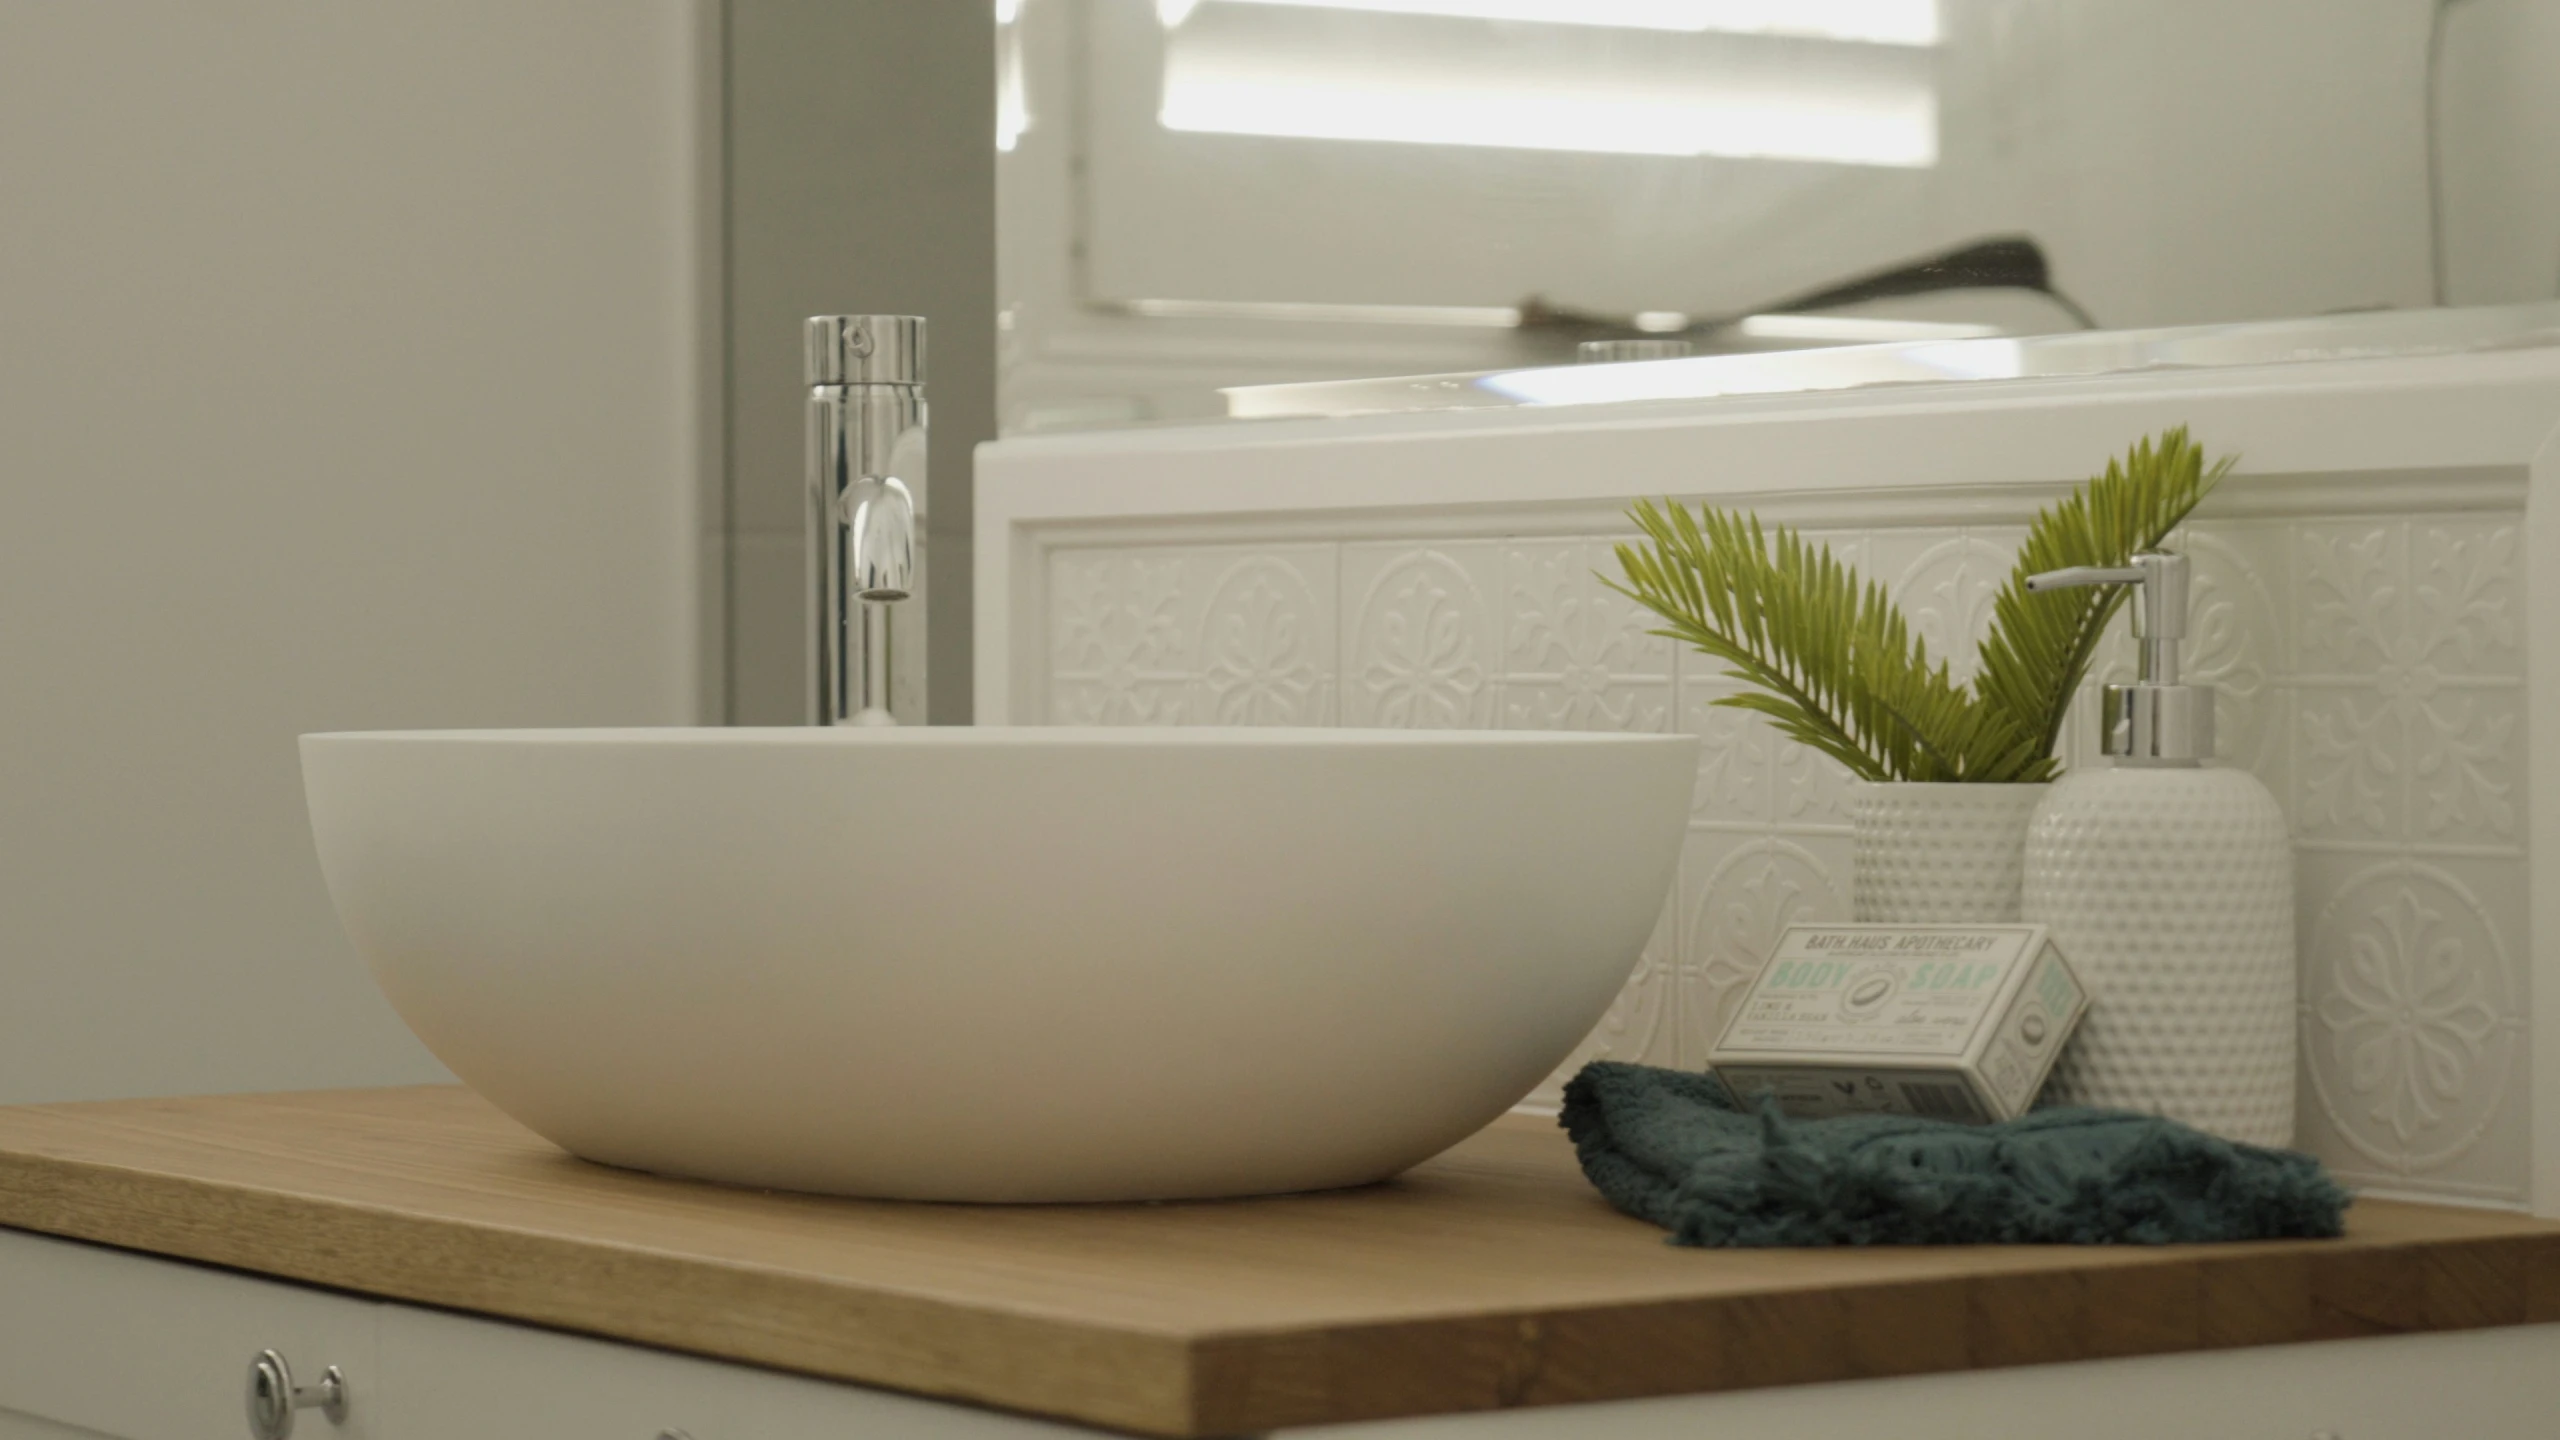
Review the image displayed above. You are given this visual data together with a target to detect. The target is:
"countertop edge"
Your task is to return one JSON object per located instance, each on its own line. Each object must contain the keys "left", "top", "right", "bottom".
{"left": 1177, "top": 1233, "right": 2560, "bottom": 1434}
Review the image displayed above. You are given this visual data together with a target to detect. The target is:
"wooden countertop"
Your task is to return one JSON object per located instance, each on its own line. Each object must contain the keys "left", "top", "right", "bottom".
{"left": 0, "top": 1088, "right": 2555, "bottom": 1436}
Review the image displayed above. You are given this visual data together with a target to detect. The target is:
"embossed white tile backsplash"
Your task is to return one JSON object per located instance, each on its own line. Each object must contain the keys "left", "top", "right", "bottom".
{"left": 1039, "top": 507, "right": 2531, "bottom": 1206}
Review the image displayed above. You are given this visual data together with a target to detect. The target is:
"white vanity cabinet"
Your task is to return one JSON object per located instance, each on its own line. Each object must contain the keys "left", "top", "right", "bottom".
{"left": 9, "top": 1224, "right": 2560, "bottom": 1440}
{"left": 0, "top": 1228, "right": 383, "bottom": 1440}
{"left": 0, "top": 1229, "right": 1078, "bottom": 1440}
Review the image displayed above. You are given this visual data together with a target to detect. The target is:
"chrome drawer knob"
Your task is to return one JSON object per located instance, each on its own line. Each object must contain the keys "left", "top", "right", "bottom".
{"left": 245, "top": 1349, "right": 348, "bottom": 1440}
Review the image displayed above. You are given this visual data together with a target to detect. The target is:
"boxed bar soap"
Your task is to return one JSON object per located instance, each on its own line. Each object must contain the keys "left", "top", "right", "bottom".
{"left": 1706, "top": 923, "right": 2087, "bottom": 1124}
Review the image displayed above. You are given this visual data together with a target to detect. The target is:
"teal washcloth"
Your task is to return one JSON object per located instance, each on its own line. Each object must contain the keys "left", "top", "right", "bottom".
{"left": 1560, "top": 1061, "right": 2349, "bottom": 1247}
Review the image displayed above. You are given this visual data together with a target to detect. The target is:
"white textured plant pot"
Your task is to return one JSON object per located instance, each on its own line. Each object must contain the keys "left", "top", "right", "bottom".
{"left": 1850, "top": 782, "right": 2046, "bottom": 924}
{"left": 2025, "top": 766, "right": 2296, "bottom": 1146}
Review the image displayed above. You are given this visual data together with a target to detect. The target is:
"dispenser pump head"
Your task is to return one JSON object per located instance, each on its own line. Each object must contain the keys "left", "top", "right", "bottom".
{"left": 2023, "top": 550, "right": 2213, "bottom": 765}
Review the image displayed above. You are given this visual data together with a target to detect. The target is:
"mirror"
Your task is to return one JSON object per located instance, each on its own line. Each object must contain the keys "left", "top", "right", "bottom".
{"left": 995, "top": 0, "right": 2560, "bottom": 430}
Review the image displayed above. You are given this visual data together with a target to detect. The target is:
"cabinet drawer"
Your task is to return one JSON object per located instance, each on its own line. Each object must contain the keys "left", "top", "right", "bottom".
{"left": 0, "top": 1227, "right": 381, "bottom": 1440}
{"left": 380, "top": 1305, "right": 1092, "bottom": 1440}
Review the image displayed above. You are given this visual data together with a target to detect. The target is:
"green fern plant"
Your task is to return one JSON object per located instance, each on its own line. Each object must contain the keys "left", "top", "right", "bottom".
{"left": 1608, "top": 428, "right": 2232, "bottom": 784}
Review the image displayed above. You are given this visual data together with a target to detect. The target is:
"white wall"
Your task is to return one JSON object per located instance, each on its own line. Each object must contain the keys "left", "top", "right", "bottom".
{"left": 0, "top": 3, "right": 718, "bottom": 1103}
{"left": 2441, "top": 0, "right": 2560, "bottom": 306}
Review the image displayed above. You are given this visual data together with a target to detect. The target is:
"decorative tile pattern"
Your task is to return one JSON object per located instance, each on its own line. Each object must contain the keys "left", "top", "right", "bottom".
{"left": 2296, "top": 686, "right": 2405, "bottom": 842}
{"left": 2301, "top": 857, "right": 2521, "bottom": 1174}
{"left": 1039, "top": 505, "right": 2531, "bottom": 1201}
{"left": 1049, "top": 547, "right": 1340, "bottom": 726}
{"left": 1342, "top": 544, "right": 1501, "bottom": 728}
{"left": 2411, "top": 521, "right": 2523, "bottom": 676}
{"left": 2413, "top": 689, "right": 2523, "bottom": 847}
{"left": 1501, "top": 541, "right": 1673, "bottom": 732}
{"left": 2183, "top": 526, "right": 2289, "bottom": 779}
{"left": 1199, "top": 555, "right": 1332, "bottom": 725}
{"left": 2299, "top": 523, "right": 2403, "bottom": 675}
{"left": 1884, "top": 532, "right": 2016, "bottom": 684}
{"left": 1774, "top": 728, "right": 1859, "bottom": 828}
{"left": 1681, "top": 678, "right": 1772, "bottom": 824}
{"left": 1049, "top": 553, "right": 1192, "bottom": 725}
{"left": 1678, "top": 833, "right": 1852, "bottom": 1060}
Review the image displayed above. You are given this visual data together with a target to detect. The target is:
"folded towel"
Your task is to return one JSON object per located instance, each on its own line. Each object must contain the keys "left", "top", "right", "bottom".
{"left": 1561, "top": 1061, "right": 2349, "bottom": 1247}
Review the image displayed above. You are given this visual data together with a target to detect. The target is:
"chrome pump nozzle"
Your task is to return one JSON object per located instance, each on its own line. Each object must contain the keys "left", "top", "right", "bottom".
{"left": 2025, "top": 550, "right": 2212, "bottom": 765}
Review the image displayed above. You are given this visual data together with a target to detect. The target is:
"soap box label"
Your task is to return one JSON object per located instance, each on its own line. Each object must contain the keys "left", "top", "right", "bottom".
{"left": 1706, "top": 924, "right": 2087, "bottom": 1124}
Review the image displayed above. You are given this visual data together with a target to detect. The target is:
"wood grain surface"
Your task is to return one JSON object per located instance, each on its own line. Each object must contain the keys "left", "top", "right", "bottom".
{"left": 0, "top": 1087, "right": 2553, "bottom": 1436}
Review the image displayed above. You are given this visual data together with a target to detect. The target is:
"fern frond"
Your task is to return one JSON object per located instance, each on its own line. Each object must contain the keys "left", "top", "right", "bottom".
{"left": 1608, "top": 428, "right": 2234, "bottom": 787}
{"left": 1610, "top": 501, "right": 1997, "bottom": 783}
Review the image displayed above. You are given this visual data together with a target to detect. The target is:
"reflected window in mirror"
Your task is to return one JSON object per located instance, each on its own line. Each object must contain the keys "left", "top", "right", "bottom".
{"left": 997, "top": 0, "right": 2560, "bottom": 430}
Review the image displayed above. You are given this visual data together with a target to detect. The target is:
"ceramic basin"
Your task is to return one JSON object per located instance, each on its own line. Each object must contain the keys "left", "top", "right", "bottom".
{"left": 301, "top": 727, "right": 1695, "bottom": 1202}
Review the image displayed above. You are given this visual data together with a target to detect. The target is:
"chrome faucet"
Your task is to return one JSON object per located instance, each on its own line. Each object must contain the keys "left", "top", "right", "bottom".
{"left": 805, "top": 315, "right": 926, "bottom": 726}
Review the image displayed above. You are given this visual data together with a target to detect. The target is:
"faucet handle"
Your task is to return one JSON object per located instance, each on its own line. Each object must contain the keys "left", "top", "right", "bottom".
{"left": 806, "top": 315, "right": 925, "bottom": 387}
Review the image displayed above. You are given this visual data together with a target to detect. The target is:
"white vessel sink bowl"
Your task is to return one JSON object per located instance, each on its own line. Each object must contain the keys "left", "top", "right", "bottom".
{"left": 302, "top": 727, "right": 1695, "bottom": 1202}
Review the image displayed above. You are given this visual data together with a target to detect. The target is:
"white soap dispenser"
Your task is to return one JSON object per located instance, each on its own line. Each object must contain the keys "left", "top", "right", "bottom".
{"left": 2020, "top": 551, "right": 2296, "bottom": 1146}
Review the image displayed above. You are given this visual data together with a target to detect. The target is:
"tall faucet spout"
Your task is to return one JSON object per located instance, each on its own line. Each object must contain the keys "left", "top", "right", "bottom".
{"left": 805, "top": 315, "right": 927, "bottom": 727}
